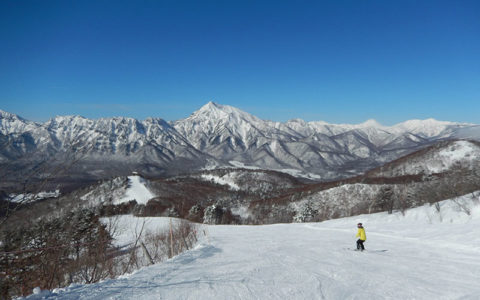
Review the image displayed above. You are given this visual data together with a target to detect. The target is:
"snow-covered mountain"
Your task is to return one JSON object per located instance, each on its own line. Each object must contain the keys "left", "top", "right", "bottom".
{"left": 0, "top": 109, "right": 207, "bottom": 182}
{"left": 1, "top": 104, "right": 478, "bottom": 185}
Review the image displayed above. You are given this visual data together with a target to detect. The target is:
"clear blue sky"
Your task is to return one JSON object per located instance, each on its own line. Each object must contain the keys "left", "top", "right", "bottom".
{"left": 1, "top": 0, "right": 479, "bottom": 124}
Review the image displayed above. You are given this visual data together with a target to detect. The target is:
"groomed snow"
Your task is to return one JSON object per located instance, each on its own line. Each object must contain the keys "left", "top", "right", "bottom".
{"left": 24, "top": 194, "right": 480, "bottom": 299}
{"left": 113, "top": 176, "right": 155, "bottom": 205}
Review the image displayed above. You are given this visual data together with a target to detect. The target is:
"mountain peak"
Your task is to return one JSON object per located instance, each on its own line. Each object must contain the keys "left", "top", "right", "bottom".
{"left": 196, "top": 101, "right": 225, "bottom": 114}
{"left": 391, "top": 118, "right": 461, "bottom": 138}
{"left": 358, "top": 119, "right": 383, "bottom": 128}
{"left": 189, "top": 102, "right": 259, "bottom": 123}
{"left": 203, "top": 101, "right": 220, "bottom": 109}
{"left": 0, "top": 109, "right": 25, "bottom": 121}
{"left": 45, "top": 115, "right": 89, "bottom": 127}
{"left": 394, "top": 118, "right": 459, "bottom": 130}
{"left": 395, "top": 118, "right": 457, "bottom": 127}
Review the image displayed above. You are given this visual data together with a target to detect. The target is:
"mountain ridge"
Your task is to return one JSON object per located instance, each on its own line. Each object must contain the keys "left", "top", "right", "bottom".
{"left": 1, "top": 104, "right": 473, "bottom": 135}
{"left": 1, "top": 103, "right": 479, "bottom": 187}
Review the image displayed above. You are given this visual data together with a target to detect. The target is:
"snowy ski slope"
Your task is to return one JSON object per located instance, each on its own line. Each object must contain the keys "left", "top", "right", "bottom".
{"left": 113, "top": 175, "right": 155, "bottom": 205}
{"left": 25, "top": 194, "right": 480, "bottom": 299}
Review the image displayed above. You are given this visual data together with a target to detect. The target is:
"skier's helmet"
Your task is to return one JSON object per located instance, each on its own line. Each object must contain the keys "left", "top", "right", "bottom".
{"left": 357, "top": 223, "right": 363, "bottom": 227}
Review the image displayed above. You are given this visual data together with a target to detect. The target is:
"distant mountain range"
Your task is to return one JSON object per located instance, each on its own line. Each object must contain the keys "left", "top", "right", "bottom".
{"left": 1, "top": 102, "right": 480, "bottom": 188}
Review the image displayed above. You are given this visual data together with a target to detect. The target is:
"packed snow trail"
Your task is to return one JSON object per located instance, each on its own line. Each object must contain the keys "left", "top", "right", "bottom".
{"left": 114, "top": 175, "right": 154, "bottom": 205}
{"left": 27, "top": 199, "right": 480, "bottom": 299}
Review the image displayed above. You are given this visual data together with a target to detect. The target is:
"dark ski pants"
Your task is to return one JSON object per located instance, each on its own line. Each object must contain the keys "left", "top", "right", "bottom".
{"left": 356, "top": 239, "right": 365, "bottom": 251}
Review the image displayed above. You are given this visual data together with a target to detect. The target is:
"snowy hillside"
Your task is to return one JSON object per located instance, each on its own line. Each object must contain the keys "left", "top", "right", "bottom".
{"left": 8, "top": 190, "right": 60, "bottom": 204}
{"left": 25, "top": 193, "right": 480, "bottom": 299}
{"left": 194, "top": 168, "right": 302, "bottom": 193}
{"left": 366, "top": 140, "right": 480, "bottom": 177}
{"left": 79, "top": 175, "right": 155, "bottom": 206}
{"left": 290, "top": 183, "right": 381, "bottom": 221}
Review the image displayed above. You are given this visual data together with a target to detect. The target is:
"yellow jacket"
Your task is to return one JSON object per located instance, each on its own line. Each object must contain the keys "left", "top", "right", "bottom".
{"left": 356, "top": 228, "right": 366, "bottom": 240}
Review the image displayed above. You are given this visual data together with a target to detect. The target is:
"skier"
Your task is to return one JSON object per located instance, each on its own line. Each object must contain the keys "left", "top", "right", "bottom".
{"left": 356, "top": 223, "right": 366, "bottom": 251}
